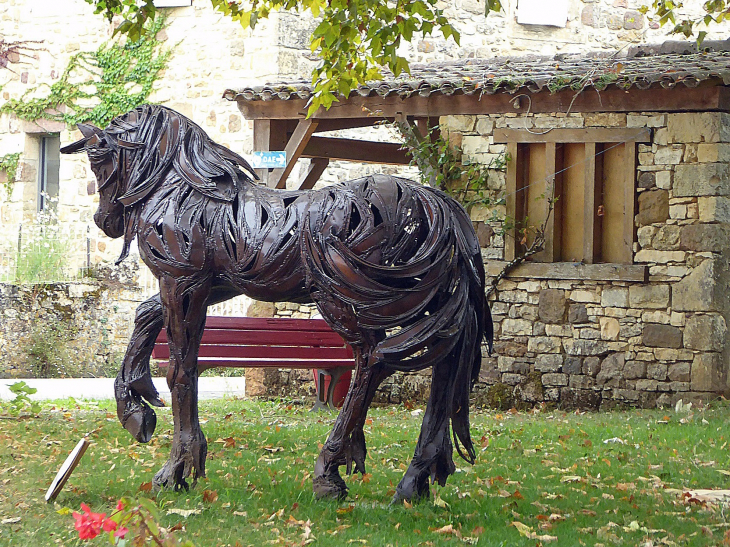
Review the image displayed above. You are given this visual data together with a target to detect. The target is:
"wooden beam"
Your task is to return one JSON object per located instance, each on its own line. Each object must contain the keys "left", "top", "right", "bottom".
{"left": 235, "top": 85, "right": 730, "bottom": 120}
{"left": 583, "top": 142, "right": 597, "bottom": 264}
{"left": 541, "top": 142, "right": 558, "bottom": 262}
{"left": 504, "top": 142, "right": 519, "bottom": 262}
{"left": 313, "top": 118, "right": 386, "bottom": 132}
{"left": 302, "top": 136, "right": 409, "bottom": 164}
{"left": 253, "top": 119, "right": 289, "bottom": 185}
{"left": 298, "top": 157, "right": 329, "bottom": 190}
{"left": 485, "top": 261, "right": 648, "bottom": 282}
{"left": 623, "top": 142, "right": 637, "bottom": 264}
{"left": 270, "top": 119, "right": 319, "bottom": 189}
{"left": 494, "top": 127, "right": 651, "bottom": 144}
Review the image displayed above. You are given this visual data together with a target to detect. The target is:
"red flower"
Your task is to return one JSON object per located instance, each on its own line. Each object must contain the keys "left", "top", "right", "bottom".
{"left": 114, "top": 526, "right": 129, "bottom": 539}
{"left": 72, "top": 503, "right": 117, "bottom": 541}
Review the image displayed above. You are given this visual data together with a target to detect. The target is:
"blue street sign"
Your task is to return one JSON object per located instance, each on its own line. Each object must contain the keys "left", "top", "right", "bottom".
{"left": 251, "top": 151, "right": 287, "bottom": 169}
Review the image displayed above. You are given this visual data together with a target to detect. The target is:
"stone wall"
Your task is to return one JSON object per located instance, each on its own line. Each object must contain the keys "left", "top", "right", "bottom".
{"left": 443, "top": 110, "right": 730, "bottom": 409}
{"left": 0, "top": 262, "right": 144, "bottom": 378}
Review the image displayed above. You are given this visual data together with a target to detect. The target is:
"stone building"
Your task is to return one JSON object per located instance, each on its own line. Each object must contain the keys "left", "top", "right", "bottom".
{"left": 1, "top": 0, "right": 730, "bottom": 407}
{"left": 225, "top": 43, "right": 730, "bottom": 408}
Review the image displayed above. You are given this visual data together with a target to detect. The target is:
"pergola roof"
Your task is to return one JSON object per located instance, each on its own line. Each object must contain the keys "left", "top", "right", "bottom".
{"left": 225, "top": 42, "right": 730, "bottom": 190}
{"left": 224, "top": 41, "right": 730, "bottom": 106}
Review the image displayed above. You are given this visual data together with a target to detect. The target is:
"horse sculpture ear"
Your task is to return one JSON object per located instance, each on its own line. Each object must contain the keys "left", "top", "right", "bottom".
{"left": 60, "top": 123, "right": 104, "bottom": 154}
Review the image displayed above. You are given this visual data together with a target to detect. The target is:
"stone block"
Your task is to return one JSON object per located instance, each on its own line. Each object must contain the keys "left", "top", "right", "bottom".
{"left": 494, "top": 341, "right": 528, "bottom": 357}
{"left": 478, "top": 366, "right": 501, "bottom": 385}
{"left": 583, "top": 357, "right": 601, "bottom": 377}
{"left": 441, "top": 115, "right": 476, "bottom": 133}
{"left": 535, "top": 354, "right": 563, "bottom": 372}
{"left": 538, "top": 289, "right": 566, "bottom": 323}
{"left": 667, "top": 112, "right": 726, "bottom": 143}
{"left": 697, "top": 143, "right": 730, "bottom": 163}
{"left": 600, "top": 317, "right": 620, "bottom": 341}
{"left": 475, "top": 117, "right": 494, "bottom": 135}
{"left": 569, "top": 304, "right": 589, "bottom": 324}
{"left": 498, "top": 357, "right": 530, "bottom": 374}
{"left": 642, "top": 324, "right": 682, "bottom": 348}
{"left": 638, "top": 171, "right": 655, "bottom": 189}
{"left": 601, "top": 288, "right": 629, "bottom": 308}
{"left": 560, "top": 388, "right": 601, "bottom": 410}
{"left": 614, "top": 389, "right": 640, "bottom": 402}
{"left": 596, "top": 353, "right": 625, "bottom": 386}
{"left": 571, "top": 290, "right": 600, "bottom": 303}
{"left": 569, "top": 375, "right": 595, "bottom": 389}
{"left": 637, "top": 225, "right": 658, "bottom": 248}
{"left": 648, "top": 363, "right": 668, "bottom": 381}
{"left": 607, "top": 14, "right": 623, "bottom": 30}
{"left": 634, "top": 250, "right": 686, "bottom": 264}
{"left": 691, "top": 353, "right": 724, "bottom": 391}
{"left": 528, "top": 336, "right": 562, "bottom": 353}
{"left": 667, "top": 362, "right": 690, "bottom": 383}
{"left": 581, "top": 5, "right": 595, "bottom": 26}
{"left": 502, "top": 373, "right": 524, "bottom": 386}
{"left": 635, "top": 379, "right": 658, "bottom": 391}
{"left": 673, "top": 259, "right": 722, "bottom": 312}
{"left": 501, "top": 318, "right": 533, "bottom": 335}
{"left": 629, "top": 284, "right": 670, "bottom": 309}
{"left": 654, "top": 348, "right": 680, "bottom": 361}
{"left": 542, "top": 373, "right": 568, "bottom": 387}
{"left": 563, "top": 356, "right": 583, "bottom": 375}
{"left": 674, "top": 163, "right": 730, "bottom": 197}
{"left": 680, "top": 223, "right": 730, "bottom": 252}
{"left": 651, "top": 225, "right": 680, "bottom": 250}
{"left": 698, "top": 196, "right": 730, "bottom": 222}
{"left": 624, "top": 360, "right": 647, "bottom": 379}
{"left": 669, "top": 204, "right": 686, "bottom": 221}
{"left": 564, "top": 338, "right": 609, "bottom": 356}
{"left": 623, "top": 10, "right": 643, "bottom": 29}
{"left": 684, "top": 314, "right": 727, "bottom": 351}
{"left": 654, "top": 145, "right": 683, "bottom": 165}
{"left": 637, "top": 189, "right": 669, "bottom": 225}
{"left": 656, "top": 171, "right": 672, "bottom": 190}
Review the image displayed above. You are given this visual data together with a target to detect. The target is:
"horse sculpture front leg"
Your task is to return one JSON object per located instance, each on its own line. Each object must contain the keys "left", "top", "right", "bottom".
{"left": 115, "top": 294, "right": 165, "bottom": 443}
{"left": 153, "top": 275, "right": 212, "bottom": 491}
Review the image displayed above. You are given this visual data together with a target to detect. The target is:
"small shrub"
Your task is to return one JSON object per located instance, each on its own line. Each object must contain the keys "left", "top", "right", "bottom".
{"left": 2, "top": 381, "right": 41, "bottom": 416}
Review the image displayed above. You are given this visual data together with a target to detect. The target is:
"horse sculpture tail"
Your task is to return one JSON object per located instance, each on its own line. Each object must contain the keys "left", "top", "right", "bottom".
{"left": 446, "top": 196, "right": 493, "bottom": 465}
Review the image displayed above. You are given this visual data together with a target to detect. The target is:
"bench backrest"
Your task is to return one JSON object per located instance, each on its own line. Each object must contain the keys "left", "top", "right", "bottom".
{"left": 152, "top": 317, "right": 355, "bottom": 371}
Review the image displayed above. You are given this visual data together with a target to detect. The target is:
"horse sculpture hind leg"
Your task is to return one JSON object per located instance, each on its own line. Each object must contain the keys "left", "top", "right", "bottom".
{"left": 314, "top": 344, "right": 392, "bottom": 499}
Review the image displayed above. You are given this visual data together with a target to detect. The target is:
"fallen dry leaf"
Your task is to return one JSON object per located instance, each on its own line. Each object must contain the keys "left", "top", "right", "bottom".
{"left": 167, "top": 508, "right": 201, "bottom": 517}
{"left": 511, "top": 521, "right": 557, "bottom": 542}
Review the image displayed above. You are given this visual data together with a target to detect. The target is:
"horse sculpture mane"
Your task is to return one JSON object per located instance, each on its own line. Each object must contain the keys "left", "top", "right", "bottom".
{"left": 62, "top": 104, "right": 493, "bottom": 503}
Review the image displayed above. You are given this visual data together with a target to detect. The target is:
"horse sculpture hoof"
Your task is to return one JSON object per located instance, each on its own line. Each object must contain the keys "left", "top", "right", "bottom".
{"left": 153, "top": 461, "right": 192, "bottom": 492}
{"left": 119, "top": 399, "right": 157, "bottom": 443}
{"left": 313, "top": 474, "right": 348, "bottom": 500}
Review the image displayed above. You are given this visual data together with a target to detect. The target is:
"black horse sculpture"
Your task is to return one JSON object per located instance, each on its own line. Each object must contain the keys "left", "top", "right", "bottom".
{"left": 61, "top": 104, "right": 493, "bottom": 502}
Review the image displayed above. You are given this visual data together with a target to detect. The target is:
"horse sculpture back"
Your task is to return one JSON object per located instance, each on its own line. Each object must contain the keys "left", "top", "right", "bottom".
{"left": 62, "top": 104, "right": 493, "bottom": 502}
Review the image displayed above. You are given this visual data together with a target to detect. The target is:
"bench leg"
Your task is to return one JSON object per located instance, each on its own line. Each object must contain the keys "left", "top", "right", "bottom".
{"left": 311, "top": 367, "right": 351, "bottom": 412}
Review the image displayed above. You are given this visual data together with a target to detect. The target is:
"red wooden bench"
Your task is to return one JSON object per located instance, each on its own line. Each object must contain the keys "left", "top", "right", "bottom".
{"left": 151, "top": 317, "right": 355, "bottom": 411}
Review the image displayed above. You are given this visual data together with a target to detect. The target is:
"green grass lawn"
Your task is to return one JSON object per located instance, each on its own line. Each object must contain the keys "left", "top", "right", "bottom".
{"left": 1, "top": 397, "right": 729, "bottom": 546}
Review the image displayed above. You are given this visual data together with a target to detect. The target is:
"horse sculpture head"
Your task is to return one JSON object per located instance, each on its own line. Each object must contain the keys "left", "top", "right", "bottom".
{"left": 61, "top": 104, "right": 257, "bottom": 263}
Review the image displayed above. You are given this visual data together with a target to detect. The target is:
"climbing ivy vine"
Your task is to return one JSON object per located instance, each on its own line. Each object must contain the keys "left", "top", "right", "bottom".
{"left": 0, "top": 16, "right": 171, "bottom": 128}
{"left": 0, "top": 151, "right": 20, "bottom": 198}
